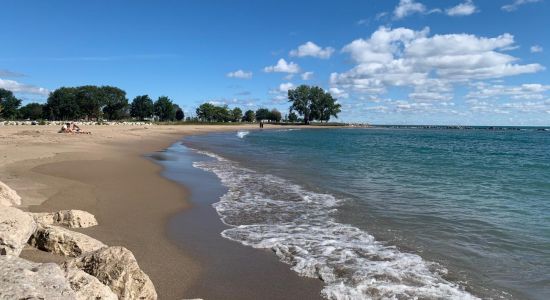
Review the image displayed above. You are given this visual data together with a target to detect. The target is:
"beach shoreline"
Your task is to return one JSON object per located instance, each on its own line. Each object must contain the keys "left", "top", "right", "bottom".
{"left": 0, "top": 123, "right": 325, "bottom": 299}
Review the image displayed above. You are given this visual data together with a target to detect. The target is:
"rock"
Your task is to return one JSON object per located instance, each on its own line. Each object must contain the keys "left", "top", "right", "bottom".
{"left": 63, "top": 266, "right": 118, "bottom": 300}
{"left": 29, "top": 224, "right": 106, "bottom": 257}
{"left": 64, "top": 246, "right": 157, "bottom": 300}
{"left": 0, "top": 181, "right": 21, "bottom": 207}
{"left": 31, "top": 210, "right": 98, "bottom": 228}
{"left": 0, "top": 255, "right": 76, "bottom": 299}
{"left": 55, "top": 210, "right": 98, "bottom": 228}
{"left": 0, "top": 205, "right": 36, "bottom": 256}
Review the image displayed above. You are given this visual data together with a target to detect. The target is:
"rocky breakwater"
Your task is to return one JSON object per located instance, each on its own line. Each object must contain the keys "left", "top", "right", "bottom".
{"left": 0, "top": 180, "right": 158, "bottom": 299}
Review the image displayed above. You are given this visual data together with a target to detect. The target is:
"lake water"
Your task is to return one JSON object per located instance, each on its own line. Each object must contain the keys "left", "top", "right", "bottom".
{"left": 183, "top": 128, "right": 550, "bottom": 300}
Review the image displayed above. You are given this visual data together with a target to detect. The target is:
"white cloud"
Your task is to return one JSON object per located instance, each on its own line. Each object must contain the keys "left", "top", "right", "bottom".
{"left": 467, "top": 82, "right": 550, "bottom": 100}
{"left": 226, "top": 69, "right": 253, "bottom": 79}
{"left": 531, "top": 45, "right": 543, "bottom": 53}
{"left": 332, "top": 27, "right": 543, "bottom": 97}
{"left": 329, "top": 87, "right": 349, "bottom": 99}
{"left": 446, "top": 0, "right": 478, "bottom": 16}
{"left": 394, "top": 0, "right": 426, "bottom": 19}
{"left": 290, "top": 41, "right": 335, "bottom": 59}
{"left": 0, "top": 78, "right": 49, "bottom": 96}
{"left": 278, "top": 82, "right": 295, "bottom": 92}
{"left": 301, "top": 72, "right": 314, "bottom": 80}
{"left": 263, "top": 58, "right": 301, "bottom": 74}
{"left": 502, "top": 0, "right": 541, "bottom": 12}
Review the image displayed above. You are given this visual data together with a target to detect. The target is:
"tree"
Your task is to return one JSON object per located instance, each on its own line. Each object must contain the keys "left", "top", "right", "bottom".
{"left": 288, "top": 85, "right": 341, "bottom": 124}
{"left": 288, "top": 111, "right": 298, "bottom": 123}
{"left": 288, "top": 85, "right": 313, "bottom": 124}
{"left": 19, "top": 103, "right": 44, "bottom": 120}
{"left": 242, "top": 110, "right": 255, "bottom": 122}
{"left": 196, "top": 103, "right": 217, "bottom": 121}
{"left": 269, "top": 108, "right": 282, "bottom": 122}
{"left": 214, "top": 105, "right": 231, "bottom": 122}
{"left": 231, "top": 107, "right": 243, "bottom": 122}
{"left": 312, "top": 91, "right": 341, "bottom": 122}
{"left": 255, "top": 108, "right": 270, "bottom": 121}
{"left": 76, "top": 85, "right": 104, "bottom": 120}
{"left": 102, "top": 86, "right": 128, "bottom": 120}
{"left": 0, "top": 89, "right": 22, "bottom": 119}
{"left": 130, "top": 95, "right": 154, "bottom": 120}
{"left": 154, "top": 96, "right": 175, "bottom": 121}
{"left": 43, "top": 87, "right": 80, "bottom": 120}
{"left": 175, "top": 108, "right": 184, "bottom": 121}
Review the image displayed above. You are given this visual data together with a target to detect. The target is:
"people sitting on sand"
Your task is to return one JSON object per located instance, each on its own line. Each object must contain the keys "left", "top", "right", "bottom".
{"left": 59, "top": 122, "right": 91, "bottom": 134}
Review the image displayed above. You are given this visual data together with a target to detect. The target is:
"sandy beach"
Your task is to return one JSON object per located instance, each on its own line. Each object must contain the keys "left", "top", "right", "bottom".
{"left": 0, "top": 123, "right": 323, "bottom": 299}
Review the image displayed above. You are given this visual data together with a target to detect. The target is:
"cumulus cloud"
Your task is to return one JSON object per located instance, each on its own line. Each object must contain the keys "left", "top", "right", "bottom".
{"left": 467, "top": 82, "right": 550, "bottom": 100}
{"left": 331, "top": 27, "right": 544, "bottom": 101}
{"left": 0, "top": 78, "right": 49, "bottom": 96}
{"left": 502, "top": 0, "right": 541, "bottom": 12}
{"left": 290, "top": 41, "right": 335, "bottom": 59}
{"left": 531, "top": 45, "right": 543, "bottom": 53}
{"left": 446, "top": 0, "right": 478, "bottom": 16}
{"left": 226, "top": 69, "right": 253, "bottom": 79}
{"left": 394, "top": 0, "right": 426, "bottom": 19}
{"left": 329, "top": 87, "right": 349, "bottom": 99}
{"left": 263, "top": 58, "right": 301, "bottom": 74}
{"left": 301, "top": 72, "right": 314, "bottom": 80}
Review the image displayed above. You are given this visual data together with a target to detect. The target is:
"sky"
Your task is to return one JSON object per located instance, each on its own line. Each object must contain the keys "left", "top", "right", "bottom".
{"left": 1, "top": 0, "right": 549, "bottom": 125}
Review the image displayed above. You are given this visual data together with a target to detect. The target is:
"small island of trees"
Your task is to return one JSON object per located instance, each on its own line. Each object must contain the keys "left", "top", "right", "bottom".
{"left": 1, "top": 84, "right": 341, "bottom": 125}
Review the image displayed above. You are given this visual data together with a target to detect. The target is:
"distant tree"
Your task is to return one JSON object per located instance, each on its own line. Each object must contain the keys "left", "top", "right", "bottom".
{"left": 0, "top": 89, "right": 22, "bottom": 119}
{"left": 288, "top": 85, "right": 340, "bottom": 124}
{"left": 269, "top": 108, "right": 282, "bottom": 122}
{"left": 214, "top": 105, "right": 231, "bottom": 122}
{"left": 231, "top": 107, "right": 243, "bottom": 122}
{"left": 196, "top": 103, "right": 217, "bottom": 122}
{"left": 43, "top": 87, "right": 80, "bottom": 120}
{"left": 154, "top": 96, "right": 175, "bottom": 121}
{"left": 242, "top": 109, "right": 255, "bottom": 122}
{"left": 175, "top": 107, "right": 184, "bottom": 121}
{"left": 19, "top": 103, "right": 44, "bottom": 120}
{"left": 130, "top": 95, "right": 154, "bottom": 120}
{"left": 102, "top": 86, "right": 128, "bottom": 120}
{"left": 255, "top": 108, "right": 270, "bottom": 121}
{"left": 288, "top": 111, "right": 298, "bottom": 123}
{"left": 76, "top": 85, "right": 105, "bottom": 120}
{"left": 288, "top": 85, "right": 313, "bottom": 124}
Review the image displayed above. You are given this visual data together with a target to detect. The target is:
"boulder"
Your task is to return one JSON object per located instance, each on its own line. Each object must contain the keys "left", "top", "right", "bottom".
{"left": 29, "top": 224, "right": 106, "bottom": 257}
{"left": 31, "top": 210, "right": 98, "bottom": 228}
{"left": 64, "top": 246, "right": 157, "bottom": 300}
{"left": 55, "top": 210, "right": 98, "bottom": 228}
{"left": 0, "top": 255, "right": 76, "bottom": 299}
{"left": 0, "top": 205, "right": 36, "bottom": 256}
{"left": 63, "top": 266, "right": 118, "bottom": 300}
{"left": 0, "top": 181, "right": 21, "bottom": 207}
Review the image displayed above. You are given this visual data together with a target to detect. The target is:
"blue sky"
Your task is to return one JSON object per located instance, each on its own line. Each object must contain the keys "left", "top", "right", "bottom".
{"left": 1, "top": 0, "right": 549, "bottom": 125}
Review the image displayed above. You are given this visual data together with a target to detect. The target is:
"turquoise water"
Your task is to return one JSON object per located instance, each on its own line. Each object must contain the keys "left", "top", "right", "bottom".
{"left": 184, "top": 128, "right": 550, "bottom": 299}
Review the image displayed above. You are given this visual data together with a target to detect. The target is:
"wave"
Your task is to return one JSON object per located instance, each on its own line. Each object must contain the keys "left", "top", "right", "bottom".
{"left": 236, "top": 131, "right": 250, "bottom": 138}
{"left": 192, "top": 149, "right": 479, "bottom": 300}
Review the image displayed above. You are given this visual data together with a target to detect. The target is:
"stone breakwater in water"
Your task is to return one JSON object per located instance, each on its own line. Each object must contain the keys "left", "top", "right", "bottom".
{"left": 0, "top": 181, "right": 158, "bottom": 299}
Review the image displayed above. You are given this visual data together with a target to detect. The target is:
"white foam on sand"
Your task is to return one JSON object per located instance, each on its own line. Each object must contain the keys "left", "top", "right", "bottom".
{"left": 192, "top": 149, "right": 480, "bottom": 300}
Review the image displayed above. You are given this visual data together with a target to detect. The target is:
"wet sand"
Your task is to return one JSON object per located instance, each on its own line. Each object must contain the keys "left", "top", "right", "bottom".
{"left": 1, "top": 124, "right": 324, "bottom": 299}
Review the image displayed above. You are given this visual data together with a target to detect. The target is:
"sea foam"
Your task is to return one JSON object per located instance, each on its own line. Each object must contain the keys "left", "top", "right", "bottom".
{"left": 192, "top": 150, "right": 479, "bottom": 300}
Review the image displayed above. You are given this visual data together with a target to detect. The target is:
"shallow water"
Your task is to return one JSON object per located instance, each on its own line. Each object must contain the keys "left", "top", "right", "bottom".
{"left": 183, "top": 128, "right": 550, "bottom": 300}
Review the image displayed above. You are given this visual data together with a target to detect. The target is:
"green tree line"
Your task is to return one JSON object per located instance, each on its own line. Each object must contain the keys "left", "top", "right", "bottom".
{"left": 0, "top": 86, "right": 185, "bottom": 122}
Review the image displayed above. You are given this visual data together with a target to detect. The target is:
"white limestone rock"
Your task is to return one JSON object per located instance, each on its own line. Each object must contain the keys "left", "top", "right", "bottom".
{"left": 0, "top": 205, "right": 36, "bottom": 256}
{"left": 0, "top": 255, "right": 76, "bottom": 299}
{"left": 0, "top": 181, "right": 21, "bottom": 207}
{"left": 31, "top": 210, "right": 98, "bottom": 228}
{"left": 64, "top": 246, "right": 157, "bottom": 300}
{"left": 55, "top": 209, "right": 98, "bottom": 228}
{"left": 63, "top": 266, "right": 118, "bottom": 300}
{"left": 29, "top": 224, "right": 106, "bottom": 257}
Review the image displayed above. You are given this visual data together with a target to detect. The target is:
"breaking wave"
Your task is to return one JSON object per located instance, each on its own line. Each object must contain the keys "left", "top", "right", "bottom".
{"left": 192, "top": 150, "right": 479, "bottom": 300}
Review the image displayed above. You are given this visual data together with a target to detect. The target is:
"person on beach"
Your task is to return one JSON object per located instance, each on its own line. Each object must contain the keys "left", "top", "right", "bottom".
{"left": 59, "top": 122, "right": 91, "bottom": 134}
